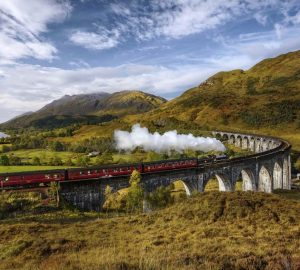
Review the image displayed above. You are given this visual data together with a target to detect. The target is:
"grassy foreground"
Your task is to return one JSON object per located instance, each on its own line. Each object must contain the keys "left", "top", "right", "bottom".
{"left": 0, "top": 191, "right": 300, "bottom": 270}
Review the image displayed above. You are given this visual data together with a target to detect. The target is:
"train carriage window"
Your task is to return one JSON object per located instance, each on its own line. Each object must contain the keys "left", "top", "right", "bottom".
{"left": 53, "top": 174, "right": 58, "bottom": 179}
{"left": 45, "top": 174, "right": 50, "bottom": 179}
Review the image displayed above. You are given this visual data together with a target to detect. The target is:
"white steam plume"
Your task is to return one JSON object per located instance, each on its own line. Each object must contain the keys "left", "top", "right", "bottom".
{"left": 114, "top": 124, "right": 226, "bottom": 153}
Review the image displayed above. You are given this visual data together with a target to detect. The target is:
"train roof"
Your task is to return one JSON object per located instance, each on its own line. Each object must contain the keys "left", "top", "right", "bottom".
{"left": 142, "top": 157, "right": 197, "bottom": 165}
{"left": 68, "top": 157, "right": 198, "bottom": 172}
{"left": 67, "top": 162, "right": 142, "bottom": 172}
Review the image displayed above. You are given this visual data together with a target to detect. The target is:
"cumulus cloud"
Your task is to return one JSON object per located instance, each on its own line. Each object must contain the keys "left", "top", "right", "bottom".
{"left": 69, "top": 28, "right": 120, "bottom": 50}
{"left": 114, "top": 124, "right": 226, "bottom": 153}
{"left": 0, "top": 0, "right": 72, "bottom": 61}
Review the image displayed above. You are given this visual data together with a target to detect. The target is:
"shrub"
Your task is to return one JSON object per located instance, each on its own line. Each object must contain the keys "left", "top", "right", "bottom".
{"left": 146, "top": 184, "right": 174, "bottom": 209}
{"left": 126, "top": 170, "right": 144, "bottom": 212}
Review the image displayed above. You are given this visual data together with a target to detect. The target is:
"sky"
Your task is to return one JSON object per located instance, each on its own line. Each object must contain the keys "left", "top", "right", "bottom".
{"left": 0, "top": 0, "right": 300, "bottom": 123}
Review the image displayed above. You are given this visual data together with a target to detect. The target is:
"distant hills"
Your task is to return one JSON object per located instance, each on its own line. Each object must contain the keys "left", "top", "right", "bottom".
{"left": 1, "top": 50, "right": 300, "bottom": 134}
{"left": 0, "top": 91, "right": 166, "bottom": 129}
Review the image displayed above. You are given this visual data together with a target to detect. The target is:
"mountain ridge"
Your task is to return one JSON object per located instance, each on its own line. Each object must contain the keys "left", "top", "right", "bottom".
{"left": 1, "top": 90, "right": 166, "bottom": 129}
{"left": 139, "top": 50, "right": 300, "bottom": 133}
{"left": 1, "top": 50, "right": 300, "bottom": 134}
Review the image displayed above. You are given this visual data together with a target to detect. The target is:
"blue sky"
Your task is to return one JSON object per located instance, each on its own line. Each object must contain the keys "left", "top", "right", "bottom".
{"left": 1, "top": 0, "right": 300, "bottom": 123}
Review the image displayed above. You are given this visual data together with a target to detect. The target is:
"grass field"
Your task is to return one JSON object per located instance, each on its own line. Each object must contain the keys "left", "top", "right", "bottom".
{"left": 0, "top": 191, "right": 299, "bottom": 270}
{"left": 0, "top": 144, "right": 11, "bottom": 151}
{"left": 7, "top": 149, "right": 79, "bottom": 162}
{"left": 0, "top": 166, "right": 69, "bottom": 173}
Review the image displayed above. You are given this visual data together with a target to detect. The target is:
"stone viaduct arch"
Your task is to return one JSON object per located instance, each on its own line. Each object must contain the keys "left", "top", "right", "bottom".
{"left": 60, "top": 131, "right": 292, "bottom": 210}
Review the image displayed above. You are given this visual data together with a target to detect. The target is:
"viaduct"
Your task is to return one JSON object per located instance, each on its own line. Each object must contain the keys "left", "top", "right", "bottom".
{"left": 60, "top": 131, "right": 292, "bottom": 210}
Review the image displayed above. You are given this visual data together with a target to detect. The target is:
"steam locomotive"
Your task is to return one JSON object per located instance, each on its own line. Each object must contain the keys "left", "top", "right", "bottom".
{"left": 0, "top": 154, "right": 228, "bottom": 189}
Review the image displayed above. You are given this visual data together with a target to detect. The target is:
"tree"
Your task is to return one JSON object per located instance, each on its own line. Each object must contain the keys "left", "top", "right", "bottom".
{"left": 0, "top": 155, "right": 9, "bottom": 166}
{"left": 103, "top": 185, "right": 114, "bottom": 212}
{"left": 32, "top": 156, "right": 41, "bottom": 166}
{"left": 9, "top": 155, "right": 22, "bottom": 166}
{"left": 126, "top": 170, "right": 144, "bottom": 212}
{"left": 51, "top": 141, "right": 65, "bottom": 152}
{"left": 145, "top": 184, "right": 174, "bottom": 209}
{"left": 1, "top": 145, "right": 11, "bottom": 153}
{"left": 49, "top": 182, "right": 60, "bottom": 207}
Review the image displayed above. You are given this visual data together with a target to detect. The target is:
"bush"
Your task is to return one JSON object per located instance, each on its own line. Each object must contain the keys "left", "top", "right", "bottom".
{"left": 0, "top": 155, "right": 10, "bottom": 166}
{"left": 32, "top": 156, "right": 41, "bottom": 166}
{"left": 126, "top": 170, "right": 144, "bottom": 212}
{"left": 146, "top": 184, "right": 174, "bottom": 209}
{"left": 49, "top": 156, "right": 63, "bottom": 166}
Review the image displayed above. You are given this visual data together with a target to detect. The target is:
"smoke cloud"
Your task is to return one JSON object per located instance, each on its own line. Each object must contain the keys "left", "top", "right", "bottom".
{"left": 114, "top": 124, "right": 226, "bottom": 153}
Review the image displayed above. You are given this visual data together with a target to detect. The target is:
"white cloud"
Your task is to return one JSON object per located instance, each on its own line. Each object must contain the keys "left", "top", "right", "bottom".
{"left": 0, "top": 0, "right": 72, "bottom": 61}
{"left": 234, "top": 26, "right": 300, "bottom": 59}
{"left": 109, "top": 0, "right": 300, "bottom": 41}
{"left": 254, "top": 13, "right": 268, "bottom": 26}
{"left": 69, "top": 28, "right": 120, "bottom": 50}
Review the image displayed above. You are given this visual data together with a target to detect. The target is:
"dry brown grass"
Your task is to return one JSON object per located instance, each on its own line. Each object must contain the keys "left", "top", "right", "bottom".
{"left": 1, "top": 191, "right": 300, "bottom": 270}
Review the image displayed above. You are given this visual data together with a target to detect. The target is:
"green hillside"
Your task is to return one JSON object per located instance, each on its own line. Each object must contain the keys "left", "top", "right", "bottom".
{"left": 0, "top": 91, "right": 166, "bottom": 129}
{"left": 0, "top": 191, "right": 299, "bottom": 269}
{"left": 142, "top": 50, "right": 300, "bottom": 132}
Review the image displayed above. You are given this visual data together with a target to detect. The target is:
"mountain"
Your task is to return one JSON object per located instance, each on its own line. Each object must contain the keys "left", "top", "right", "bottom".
{"left": 0, "top": 91, "right": 166, "bottom": 129}
{"left": 142, "top": 50, "right": 300, "bottom": 133}
{"left": 2, "top": 50, "right": 300, "bottom": 136}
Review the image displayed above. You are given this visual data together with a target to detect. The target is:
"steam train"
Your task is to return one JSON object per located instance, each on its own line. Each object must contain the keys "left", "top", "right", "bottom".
{"left": 0, "top": 154, "right": 228, "bottom": 189}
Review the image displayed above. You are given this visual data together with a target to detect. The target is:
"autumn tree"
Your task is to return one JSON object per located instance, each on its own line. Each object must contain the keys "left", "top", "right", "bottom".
{"left": 49, "top": 182, "right": 60, "bottom": 207}
{"left": 126, "top": 170, "right": 143, "bottom": 212}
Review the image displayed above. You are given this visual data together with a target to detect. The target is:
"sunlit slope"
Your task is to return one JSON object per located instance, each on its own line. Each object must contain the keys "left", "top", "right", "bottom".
{"left": 142, "top": 50, "right": 300, "bottom": 133}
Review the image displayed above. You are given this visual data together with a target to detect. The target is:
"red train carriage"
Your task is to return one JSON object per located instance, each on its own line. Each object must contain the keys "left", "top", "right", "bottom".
{"left": 143, "top": 158, "right": 198, "bottom": 173}
{"left": 0, "top": 156, "right": 227, "bottom": 189}
{"left": 0, "top": 170, "right": 66, "bottom": 188}
{"left": 67, "top": 163, "right": 142, "bottom": 181}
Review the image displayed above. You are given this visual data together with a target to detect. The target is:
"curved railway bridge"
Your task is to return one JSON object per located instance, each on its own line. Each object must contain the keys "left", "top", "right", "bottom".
{"left": 61, "top": 131, "right": 292, "bottom": 210}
